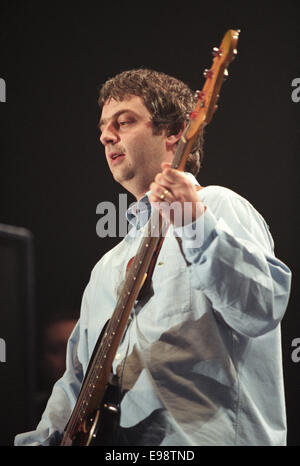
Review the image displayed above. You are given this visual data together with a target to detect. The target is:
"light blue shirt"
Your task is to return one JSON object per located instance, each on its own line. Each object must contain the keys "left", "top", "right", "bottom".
{"left": 15, "top": 174, "right": 291, "bottom": 446}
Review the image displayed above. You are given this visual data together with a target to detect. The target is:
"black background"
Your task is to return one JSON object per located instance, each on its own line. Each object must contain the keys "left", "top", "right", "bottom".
{"left": 0, "top": 0, "right": 299, "bottom": 445}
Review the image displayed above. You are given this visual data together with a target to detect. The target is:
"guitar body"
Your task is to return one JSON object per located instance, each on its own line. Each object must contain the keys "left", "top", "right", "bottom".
{"left": 61, "top": 382, "right": 120, "bottom": 446}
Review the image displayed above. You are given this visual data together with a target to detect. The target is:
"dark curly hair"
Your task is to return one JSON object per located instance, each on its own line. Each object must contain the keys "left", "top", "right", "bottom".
{"left": 98, "top": 69, "right": 204, "bottom": 176}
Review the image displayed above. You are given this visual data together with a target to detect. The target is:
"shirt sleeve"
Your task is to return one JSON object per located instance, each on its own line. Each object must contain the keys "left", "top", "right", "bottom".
{"left": 175, "top": 191, "right": 292, "bottom": 338}
{"left": 14, "top": 288, "right": 90, "bottom": 446}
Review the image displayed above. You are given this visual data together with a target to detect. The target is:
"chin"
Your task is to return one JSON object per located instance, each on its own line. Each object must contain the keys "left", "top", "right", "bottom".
{"left": 112, "top": 170, "right": 134, "bottom": 185}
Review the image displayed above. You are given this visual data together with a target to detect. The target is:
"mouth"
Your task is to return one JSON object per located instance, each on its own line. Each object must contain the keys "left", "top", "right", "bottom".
{"left": 109, "top": 152, "right": 126, "bottom": 164}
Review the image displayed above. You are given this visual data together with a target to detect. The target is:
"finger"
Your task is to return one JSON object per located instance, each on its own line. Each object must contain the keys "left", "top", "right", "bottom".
{"left": 154, "top": 172, "right": 167, "bottom": 187}
{"left": 158, "top": 188, "right": 172, "bottom": 201}
{"left": 150, "top": 182, "right": 173, "bottom": 202}
{"left": 161, "top": 162, "right": 172, "bottom": 170}
{"left": 154, "top": 172, "right": 176, "bottom": 191}
{"left": 161, "top": 167, "right": 186, "bottom": 184}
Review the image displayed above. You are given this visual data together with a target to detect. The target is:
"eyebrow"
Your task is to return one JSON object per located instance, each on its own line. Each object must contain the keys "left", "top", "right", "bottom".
{"left": 98, "top": 109, "right": 136, "bottom": 130}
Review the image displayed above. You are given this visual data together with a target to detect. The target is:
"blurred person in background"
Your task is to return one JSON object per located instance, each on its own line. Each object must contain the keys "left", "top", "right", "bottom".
{"left": 35, "top": 308, "right": 79, "bottom": 418}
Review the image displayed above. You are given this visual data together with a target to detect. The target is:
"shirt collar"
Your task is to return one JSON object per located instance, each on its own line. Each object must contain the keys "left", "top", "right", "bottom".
{"left": 126, "top": 190, "right": 152, "bottom": 229}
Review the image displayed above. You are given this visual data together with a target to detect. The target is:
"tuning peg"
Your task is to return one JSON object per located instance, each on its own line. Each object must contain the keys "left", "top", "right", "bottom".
{"left": 203, "top": 68, "right": 213, "bottom": 79}
{"left": 212, "top": 47, "right": 222, "bottom": 58}
{"left": 194, "top": 90, "right": 201, "bottom": 99}
{"left": 229, "top": 48, "right": 238, "bottom": 62}
{"left": 223, "top": 69, "right": 229, "bottom": 80}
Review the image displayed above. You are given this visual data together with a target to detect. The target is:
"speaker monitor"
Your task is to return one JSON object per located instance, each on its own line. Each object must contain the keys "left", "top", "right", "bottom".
{"left": 0, "top": 224, "right": 36, "bottom": 446}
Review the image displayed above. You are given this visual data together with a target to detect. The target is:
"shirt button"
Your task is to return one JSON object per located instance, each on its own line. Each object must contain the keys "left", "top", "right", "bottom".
{"left": 115, "top": 353, "right": 121, "bottom": 360}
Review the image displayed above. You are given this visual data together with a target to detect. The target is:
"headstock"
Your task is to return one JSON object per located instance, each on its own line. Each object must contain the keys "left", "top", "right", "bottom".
{"left": 185, "top": 29, "right": 240, "bottom": 141}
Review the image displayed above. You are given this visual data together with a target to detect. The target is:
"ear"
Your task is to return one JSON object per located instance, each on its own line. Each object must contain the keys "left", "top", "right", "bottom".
{"left": 165, "top": 124, "right": 185, "bottom": 152}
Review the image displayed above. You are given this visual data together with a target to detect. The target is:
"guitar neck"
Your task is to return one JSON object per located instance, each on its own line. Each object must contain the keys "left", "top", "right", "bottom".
{"left": 172, "top": 125, "right": 200, "bottom": 171}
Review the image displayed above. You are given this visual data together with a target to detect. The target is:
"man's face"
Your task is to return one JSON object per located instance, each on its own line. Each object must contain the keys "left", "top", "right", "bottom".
{"left": 99, "top": 95, "right": 173, "bottom": 197}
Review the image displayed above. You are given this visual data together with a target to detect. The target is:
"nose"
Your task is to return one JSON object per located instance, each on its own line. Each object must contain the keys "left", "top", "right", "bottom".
{"left": 100, "top": 123, "right": 119, "bottom": 146}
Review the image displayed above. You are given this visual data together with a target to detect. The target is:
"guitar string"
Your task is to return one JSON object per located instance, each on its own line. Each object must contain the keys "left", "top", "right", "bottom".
{"left": 68, "top": 276, "right": 135, "bottom": 430}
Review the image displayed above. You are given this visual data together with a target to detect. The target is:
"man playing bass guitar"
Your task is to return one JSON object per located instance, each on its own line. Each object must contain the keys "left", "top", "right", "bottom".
{"left": 15, "top": 66, "right": 291, "bottom": 446}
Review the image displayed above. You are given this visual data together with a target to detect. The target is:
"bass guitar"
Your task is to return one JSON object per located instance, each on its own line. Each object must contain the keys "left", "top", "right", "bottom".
{"left": 60, "top": 28, "right": 240, "bottom": 446}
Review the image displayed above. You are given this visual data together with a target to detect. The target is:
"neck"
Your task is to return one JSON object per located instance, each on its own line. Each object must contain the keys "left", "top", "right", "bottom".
{"left": 120, "top": 175, "right": 152, "bottom": 201}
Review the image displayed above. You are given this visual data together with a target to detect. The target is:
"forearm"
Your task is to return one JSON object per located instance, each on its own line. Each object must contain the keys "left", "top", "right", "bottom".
{"left": 177, "top": 205, "right": 291, "bottom": 337}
